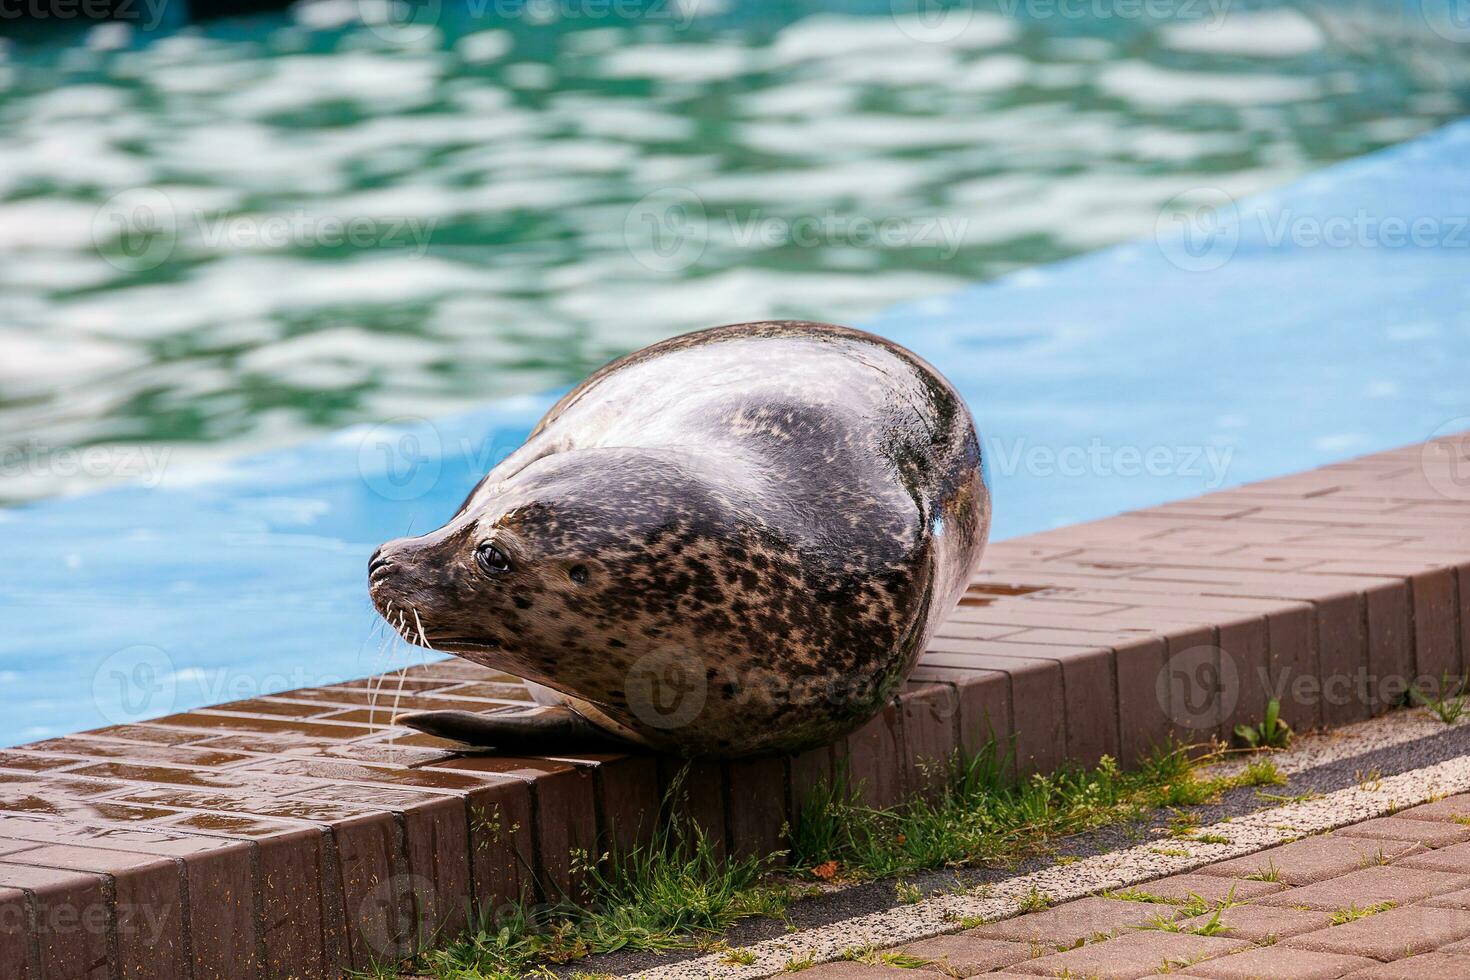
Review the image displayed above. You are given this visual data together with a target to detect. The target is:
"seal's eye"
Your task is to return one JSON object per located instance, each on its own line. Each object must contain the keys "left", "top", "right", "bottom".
{"left": 569, "top": 564, "right": 589, "bottom": 584}
{"left": 475, "top": 543, "right": 511, "bottom": 575}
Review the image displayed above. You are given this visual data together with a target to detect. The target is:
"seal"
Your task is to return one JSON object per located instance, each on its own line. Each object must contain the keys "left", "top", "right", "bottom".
{"left": 368, "top": 320, "right": 989, "bottom": 758}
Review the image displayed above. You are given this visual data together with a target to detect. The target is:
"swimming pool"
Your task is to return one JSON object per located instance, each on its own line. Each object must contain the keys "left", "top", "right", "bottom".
{"left": 5, "top": 2, "right": 1470, "bottom": 745}
{"left": 4, "top": 114, "right": 1470, "bottom": 747}
{"left": 3, "top": 0, "right": 1470, "bottom": 502}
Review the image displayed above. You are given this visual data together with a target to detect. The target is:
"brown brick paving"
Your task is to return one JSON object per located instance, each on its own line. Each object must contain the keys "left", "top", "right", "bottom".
{"left": 840, "top": 815, "right": 1470, "bottom": 979}
{"left": 1283, "top": 904, "right": 1470, "bottom": 960}
{"left": 1, "top": 436, "right": 1469, "bottom": 973}
{"left": 1335, "top": 815, "right": 1470, "bottom": 848}
{"left": 1339, "top": 951, "right": 1470, "bottom": 978}
{"left": 1179, "top": 946, "right": 1379, "bottom": 978}
{"left": 1394, "top": 793, "right": 1470, "bottom": 823}
{"left": 1120, "top": 872, "right": 1284, "bottom": 903}
{"left": 1171, "top": 903, "right": 1333, "bottom": 942}
{"left": 968, "top": 896, "right": 1182, "bottom": 945}
{"left": 1198, "top": 834, "right": 1424, "bottom": 886}
{"left": 891, "top": 934, "right": 1032, "bottom": 976}
{"left": 1010, "top": 930, "right": 1248, "bottom": 977}
{"left": 1399, "top": 841, "right": 1470, "bottom": 874}
{"left": 790, "top": 961, "right": 920, "bottom": 978}
{"left": 1254, "top": 866, "right": 1470, "bottom": 911}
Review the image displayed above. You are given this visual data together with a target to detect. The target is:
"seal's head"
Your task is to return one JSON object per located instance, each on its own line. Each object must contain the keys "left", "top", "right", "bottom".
{"left": 368, "top": 448, "right": 736, "bottom": 695}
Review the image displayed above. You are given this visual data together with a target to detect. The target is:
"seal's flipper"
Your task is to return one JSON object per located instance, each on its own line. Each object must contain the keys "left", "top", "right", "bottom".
{"left": 394, "top": 704, "right": 636, "bottom": 752}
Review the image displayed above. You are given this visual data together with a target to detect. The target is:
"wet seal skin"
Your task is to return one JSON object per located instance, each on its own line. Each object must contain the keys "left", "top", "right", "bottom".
{"left": 369, "top": 321, "right": 989, "bottom": 758}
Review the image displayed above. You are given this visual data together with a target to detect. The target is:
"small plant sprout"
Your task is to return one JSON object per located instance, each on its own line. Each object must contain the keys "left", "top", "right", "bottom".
{"left": 781, "top": 952, "right": 816, "bottom": 972}
{"left": 1235, "top": 698, "right": 1292, "bottom": 750}
{"left": 1243, "top": 861, "right": 1282, "bottom": 883}
{"left": 895, "top": 880, "right": 924, "bottom": 904}
{"left": 1016, "top": 887, "right": 1052, "bottom": 913}
{"left": 1329, "top": 901, "right": 1395, "bottom": 925}
{"left": 1411, "top": 673, "right": 1469, "bottom": 724}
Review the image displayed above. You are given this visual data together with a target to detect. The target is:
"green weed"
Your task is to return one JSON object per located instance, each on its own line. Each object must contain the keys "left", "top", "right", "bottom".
{"left": 1234, "top": 698, "right": 1292, "bottom": 750}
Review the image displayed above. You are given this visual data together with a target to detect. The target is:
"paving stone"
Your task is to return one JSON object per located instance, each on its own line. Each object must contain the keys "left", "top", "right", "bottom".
{"left": 0, "top": 886, "right": 31, "bottom": 980}
{"left": 1171, "top": 903, "right": 1332, "bottom": 942}
{"left": 1009, "top": 930, "right": 1246, "bottom": 978}
{"left": 1336, "top": 816, "right": 1470, "bottom": 848}
{"left": 1283, "top": 904, "right": 1470, "bottom": 961}
{"left": 1400, "top": 841, "right": 1470, "bottom": 874}
{"left": 1198, "top": 835, "right": 1422, "bottom": 886}
{"left": 793, "top": 961, "right": 921, "bottom": 978}
{"left": 1393, "top": 794, "right": 1470, "bottom": 824}
{"left": 1421, "top": 886, "right": 1470, "bottom": 910}
{"left": 3, "top": 843, "right": 190, "bottom": 980}
{"left": 1179, "top": 945, "right": 1378, "bottom": 979}
{"left": 891, "top": 933, "right": 1031, "bottom": 976}
{"left": 1255, "top": 866, "right": 1470, "bottom": 911}
{"left": 1126, "top": 873, "right": 1284, "bottom": 903}
{"left": 969, "top": 896, "right": 1181, "bottom": 945}
{"left": 0, "top": 863, "right": 109, "bottom": 980}
{"left": 1337, "top": 951, "right": 1470, "bottom": 978}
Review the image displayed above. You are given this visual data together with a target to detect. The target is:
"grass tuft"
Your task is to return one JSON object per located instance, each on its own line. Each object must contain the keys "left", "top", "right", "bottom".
{"left": 1243, "top": 862, "right": 1282, "bottom": 883}
{"left": 1329, "top": 901, "right": 1395, "bottom": 925}
{"left": 363, "top": 739, "right": 1285, "bottom": 978}
{"left": 1234, "top": 698, "right": 1293, "bottom": 750}
{"left": 1412, "top": 673, "right": 1469, "bottom": 725}
{"left": 789, "top": 741, "right": 1277, "bottom": 880}
{"left": 359, "top": 772, "right": 785, "bottom": 979}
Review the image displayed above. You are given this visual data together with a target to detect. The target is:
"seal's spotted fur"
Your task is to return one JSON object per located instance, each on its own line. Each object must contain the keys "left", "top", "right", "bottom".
{"left": 369, "top": 321, "right": 989, "bottom": 758}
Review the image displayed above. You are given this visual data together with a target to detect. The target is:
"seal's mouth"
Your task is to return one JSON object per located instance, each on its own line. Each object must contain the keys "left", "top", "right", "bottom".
{"left": 431, "top": 636, "right": 503, "bottom": 652}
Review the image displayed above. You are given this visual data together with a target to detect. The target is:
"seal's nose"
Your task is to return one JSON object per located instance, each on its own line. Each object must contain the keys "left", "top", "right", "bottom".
{"left": 368, "top": 545, "right": 393, "bottom": 579}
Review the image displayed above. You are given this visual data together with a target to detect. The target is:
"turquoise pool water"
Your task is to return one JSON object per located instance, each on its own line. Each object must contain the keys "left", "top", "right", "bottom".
{"left": 3, "top": 0, "right": 1470, "bottom": 501}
